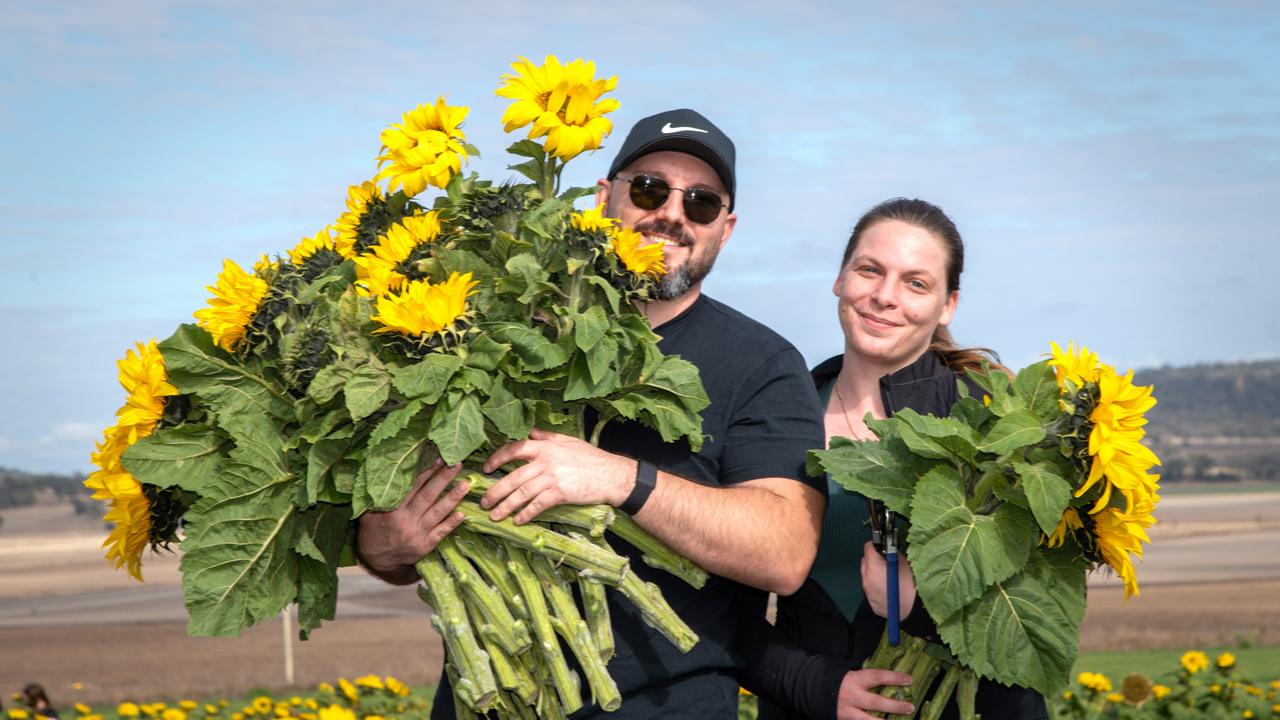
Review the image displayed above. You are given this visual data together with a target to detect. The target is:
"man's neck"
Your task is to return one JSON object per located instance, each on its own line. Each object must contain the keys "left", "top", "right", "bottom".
{"left": 637, "top": 287, "right": 702, "bottom": 328}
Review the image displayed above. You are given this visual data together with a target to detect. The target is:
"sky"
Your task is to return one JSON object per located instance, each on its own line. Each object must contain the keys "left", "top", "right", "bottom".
{"left": 1, "top": 1, "right": 1278, "bottom": 474}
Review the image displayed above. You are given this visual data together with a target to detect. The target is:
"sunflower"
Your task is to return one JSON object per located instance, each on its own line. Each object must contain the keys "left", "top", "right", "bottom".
{"left": 353, "top": 212, "right": 442, "bottom": 297}
{"left": 1045, "top": 507, "right": 1083, "bottom": 548}
{"left": 84, "top": 340, "right": 178, "bottom": 581}
{"left": 1180, "top": 650, "right": 1210, "bottom": 674}
{"left": 496, "top": 55, "right": 619, "bottom": 160}
{"left": 1078, "top": 672, "right": 1113, "bottom": 693}
{"left": 334, "top": 182, "right": 387, "bottom": 258}
{"left": 1091, "top": 493, "right": 1157, "bottom": 598}
{"left": 376, "top": 97, "right": 469, "bottom": 197}
{"left": 1049, "top": 341, "right": 1100, "bottom": 389}
{"left": 1217, "top": 651, "right": 1236, "bottom": 669}
{"left": 571, "top": 203, "right": 617, "bottom": 234}
{"left": 1078, "top": 365, "right": 1161, "bottom": 513}
{"left": 194, "top": 259, "right": 270, "bottom": 352}
{"left": 610, "top": 225, "right": 666, "bottom": 278}
{"left": 372, "top": 272, "right": 478, "bottom": 337}
{"left": 1122, "top": 673, "right": 1154, "bottom": 704}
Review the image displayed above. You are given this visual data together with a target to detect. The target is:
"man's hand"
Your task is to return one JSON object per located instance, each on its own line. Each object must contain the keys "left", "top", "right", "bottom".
{"left": 356, "top": 460, "right": 468, "bottom": 585}
{"left": 836, "top": 669, "right": 914, "bottom": 720}
{"left": 860, "top": 541, "right": 917, "bottom": 620}
{"left": 480, "top": 429, "right": 635, "bottom": 524}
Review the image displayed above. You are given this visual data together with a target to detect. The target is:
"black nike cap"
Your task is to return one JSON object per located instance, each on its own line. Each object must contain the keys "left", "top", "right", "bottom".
{"left": 606, "top": 108, "right": 736, "bottom": 211}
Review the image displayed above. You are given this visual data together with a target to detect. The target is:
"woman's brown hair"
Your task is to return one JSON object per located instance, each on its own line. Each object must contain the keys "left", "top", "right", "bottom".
{"left": 842, "top": 197, "right": 1008, "bottom": 375}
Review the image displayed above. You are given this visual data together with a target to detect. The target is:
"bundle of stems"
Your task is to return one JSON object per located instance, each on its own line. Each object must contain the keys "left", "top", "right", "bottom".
{"left": 864, "top": 630, "right": 978, "bottom": 720}
{"left": 417, "top": 471, "right": 705, "bottom": 718}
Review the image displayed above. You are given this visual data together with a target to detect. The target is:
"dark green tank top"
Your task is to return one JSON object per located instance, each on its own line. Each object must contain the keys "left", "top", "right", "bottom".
{"left": 809, "top": 377, "right": 873, "bottom": 623}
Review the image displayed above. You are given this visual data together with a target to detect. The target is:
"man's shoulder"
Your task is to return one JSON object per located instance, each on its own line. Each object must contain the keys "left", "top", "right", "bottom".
{"left": 692, "top": 295, "right": 800, "bottom": 355}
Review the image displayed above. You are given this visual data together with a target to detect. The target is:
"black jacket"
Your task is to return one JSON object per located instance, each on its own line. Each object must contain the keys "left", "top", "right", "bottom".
{"left": 735, "top": 350, "right": 1047, "bottom": 720}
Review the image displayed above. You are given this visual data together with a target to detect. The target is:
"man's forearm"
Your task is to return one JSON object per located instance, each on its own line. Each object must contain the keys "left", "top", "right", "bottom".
{"left": 630, "top": 473, "right": 823, "bottom": 594}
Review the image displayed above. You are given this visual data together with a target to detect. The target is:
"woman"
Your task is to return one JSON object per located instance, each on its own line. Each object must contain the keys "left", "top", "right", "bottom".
{"left": 737, "top": 198, "right": 1046, "bottom": 720}
{"left": 22, "top": 684, "right": 59, "bottom": 720}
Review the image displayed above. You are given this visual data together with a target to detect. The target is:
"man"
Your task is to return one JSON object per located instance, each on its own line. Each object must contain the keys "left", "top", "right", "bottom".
{"left": 357, "top": 109, "right": 827, "bottom": 719}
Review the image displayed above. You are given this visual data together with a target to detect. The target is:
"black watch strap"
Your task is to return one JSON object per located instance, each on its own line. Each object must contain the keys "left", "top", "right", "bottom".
{"left": 621, "top": 460, "right": 658, "bottom": 515}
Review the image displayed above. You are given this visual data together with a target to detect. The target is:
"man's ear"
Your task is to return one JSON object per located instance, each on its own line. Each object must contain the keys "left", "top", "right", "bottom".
{"left": 594, "top": 178, "right": 611, "bottom": 208}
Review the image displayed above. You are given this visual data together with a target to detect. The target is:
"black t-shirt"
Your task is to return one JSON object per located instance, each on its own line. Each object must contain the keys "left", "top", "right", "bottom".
{"left": 430, "top": 294, "right": 824, "bottom": 720}
{"left": 585, "top": 294, "right": 825, "bottom": 718}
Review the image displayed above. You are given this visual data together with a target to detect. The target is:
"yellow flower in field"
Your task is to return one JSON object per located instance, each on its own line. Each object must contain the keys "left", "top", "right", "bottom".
{"left": 1122, "top": 673, "right": 1154, "bottom": 704}
{"left": 317, "top": 683, "right": 335, "bottom": 696}
{"left": 178, "top": 702, "right": 197, "bottom": 712}
{"left": 272, "top": 706, "right": 288, "bottom": 718}
{"left": 354, "top": 675, "right": 384, "bottom": 690}
{"left": 118, "top": 704, "right": 140, "bottom": 718}
{"left": 1271, "top": 703, "right": 1280, "bottom": 714}
{"left": 1211, "top": 684, "right": 1222, "bottom": 694}
{"left": 303, "top": 701, "right": 317, "bottom": 711}
{"left": 219, "top": 702, "right": 229, "bottom": 709}
{"left": 1105, "top": 693, "right": 1123, "bottom": 704}
{"left": 334, "top": 181, "right": 383, "bottom": 259}
{"left": 1242, "top": 710, "right": 1253, "bottom": 719}
{"left": 353, "top": 212, "right": 442, "bottom": 297}
{"left": 1046, "top": 507, "right": 1083, "bottom": 548}
{"left": 1152, "top": 684, "right": 1170, "bottom": 699}
{"left": 162, "top": 710, "right": 186, "bottom": 720}
{"left": 372, "top": 272, "right": 478, "bottom": 337}
{"left": 317, "top": 707, "right": 354, "bottom": 720}
{"left": 205, "top": 705, "right": 218, "bottom": 714}
{"left": 338, "top": 678, "right": 359, "bottom": 703}
{"left": 72, "top": 683, "right": 84, "bottom": 691}
{"left": 1182, "top": 650, "right": 1210, "bottom": 674}
{"left": 194, "top": 258, "right": 269, "bottom": 352}
{"left": 288, "top": 699, "right": 302, "bottom": 707}
{"left": 384, "top": 678, "right": 409, "bottom": 697}
{"left": 1078, "top": 672, "right": 1113, "bottom": 693}
{"left": 496, "top": 55, "right": 619, "bottom": 161}
{"left": 376, "top": 97, "right": 469, "bottom": 197}
{"left": 1218, "top": 651, "right": 1237, "bottom": 669}
{"left": 252, "top": 698, "right": 272, "bottom": 714}
{"left": 231, "top": 715, "right": 243, "bottom": 720}
{"left": 611, "top": 226, "right": 666, "bottom": 278}
{"left": 1049, "top": 341, "right": 1100, "bottom": 389}
{"left": 83, "top": 715, "right": 103, "bottom": 720}
{"left": 75, "top": 704, "right": 92, "bottom": 715}
{"left": 1061, "top": 690, "right": 1072, "bottom": 700}
{"left": 572, "top": 203, "right": 617, "bottom": 234}
{"left": 9, "top": 710, "right": 31, "bottom": 720}
{"left": 1093, "top": 496, "right": 1157, "bottom": 598}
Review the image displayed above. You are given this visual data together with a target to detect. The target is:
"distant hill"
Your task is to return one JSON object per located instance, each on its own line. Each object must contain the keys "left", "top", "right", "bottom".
{"left": 1136, "top": 359, "right": 1280, "bottom": 440}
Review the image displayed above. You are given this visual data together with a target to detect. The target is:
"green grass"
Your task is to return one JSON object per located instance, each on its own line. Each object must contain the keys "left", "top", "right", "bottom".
{"left": 1074, "top": 645, "right": 1280, "bottom": 683}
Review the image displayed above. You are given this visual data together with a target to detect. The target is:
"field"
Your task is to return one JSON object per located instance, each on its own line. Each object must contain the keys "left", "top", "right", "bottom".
{"left": 2, "top": 488, "right": 1279, "bottom": 706}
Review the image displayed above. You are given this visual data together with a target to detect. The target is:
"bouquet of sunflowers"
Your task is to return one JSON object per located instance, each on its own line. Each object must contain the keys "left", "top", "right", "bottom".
{"left": 809, "top": 343, "right": 1161, "bottom": 718}
{"left": 84, "top": 56, "right": 710, "bottom": 719}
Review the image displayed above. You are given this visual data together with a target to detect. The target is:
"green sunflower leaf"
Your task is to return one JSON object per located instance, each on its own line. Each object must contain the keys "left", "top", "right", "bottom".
{"left": 976, "top": 409, "right": 1046, "bottom": 456}
{"left": 573, "top": 306, "right": 610, "bottom": 351}
{"left": 429, "top": 393, "right": 487, "bottom": 467}
{"left": 1014, "top": 361, "right": 1062, "bottom": 423}
{"left": 293, "top": 502, "right": 353, "bottom": 638}
{"left": 809, "top": 437, "right": 923, "bottom": 516}
{"left": 1011, "top": 460, "right": 1073, "bottom": 536}
{"left": 121, "top": 424, "right": 227, "bottom": 493}
{"left": 159, "top": 324, "right": 294, "bottom": 421}
{"left": 487, "top": 322, "right": 569, "bottom": 372}
{"left": 935, "top": 550, "right": 1087, "bottom": 696}
{"left": 482, "top": 381, "right": 535, "bottom": 441}
{"left": 344, "top": 362, "right": 391, "bottom": 422}
{"left": 354, "top": 410, "right": 434, "bottom": 515}
{"left": 907, "top": 465, "right": 1036, "bottom": 621}
{"left": 390, "top": 353, "right": 463, "bottom": 404}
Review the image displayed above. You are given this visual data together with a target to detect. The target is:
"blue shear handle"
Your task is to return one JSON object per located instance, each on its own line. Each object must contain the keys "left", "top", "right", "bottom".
{"left": 886, "top": 551, "right": 900, "bottom": 646}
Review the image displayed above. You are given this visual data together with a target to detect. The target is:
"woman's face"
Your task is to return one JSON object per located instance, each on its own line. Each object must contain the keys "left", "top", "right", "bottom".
{"left": 833, "top": 219, "right": 958, "bottom": 370}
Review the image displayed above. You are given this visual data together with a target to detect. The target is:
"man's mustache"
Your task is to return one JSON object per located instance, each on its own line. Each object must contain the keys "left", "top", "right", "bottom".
{"left": 633, "top": 219, "right": 695, "bottom": 247}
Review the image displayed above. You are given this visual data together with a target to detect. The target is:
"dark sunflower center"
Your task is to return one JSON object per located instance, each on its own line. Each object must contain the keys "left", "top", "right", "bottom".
{"left": 355, "top": 196, "right": 398, "bottom": 255}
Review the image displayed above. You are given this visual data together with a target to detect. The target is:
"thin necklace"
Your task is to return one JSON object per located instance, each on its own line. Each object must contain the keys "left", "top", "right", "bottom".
{"left": 833, "top": 377, "right": 862, "bottom": 438}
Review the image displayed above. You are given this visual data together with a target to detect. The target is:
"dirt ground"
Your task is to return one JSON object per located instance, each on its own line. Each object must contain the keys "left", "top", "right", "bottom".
{"left": 2, "top": 492, "right": 1278, "bottom": 706}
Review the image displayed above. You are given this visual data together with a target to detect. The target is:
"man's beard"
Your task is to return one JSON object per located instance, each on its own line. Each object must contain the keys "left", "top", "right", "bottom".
{"left": 634, "top": 218, "right": 721, "bottom": 301}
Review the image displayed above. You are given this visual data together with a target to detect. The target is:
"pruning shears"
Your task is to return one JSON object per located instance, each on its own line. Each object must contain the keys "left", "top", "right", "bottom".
{"left": 869, "top": 500, "right": 901, "bottom": 646}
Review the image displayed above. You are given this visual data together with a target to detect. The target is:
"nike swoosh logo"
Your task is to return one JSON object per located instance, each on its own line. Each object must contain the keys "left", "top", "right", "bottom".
{"left": 661, "top": 123, "right": 709, "bottom": 134}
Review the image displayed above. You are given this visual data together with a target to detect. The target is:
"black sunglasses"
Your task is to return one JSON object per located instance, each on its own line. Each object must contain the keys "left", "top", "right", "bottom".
{"left": 619, "top": 174, "right": 727, "bottom": 225}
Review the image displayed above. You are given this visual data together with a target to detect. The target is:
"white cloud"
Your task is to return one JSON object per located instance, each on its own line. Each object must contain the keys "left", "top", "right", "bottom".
{"left": 40, "top": 421, "right": 101, "bottom": 445}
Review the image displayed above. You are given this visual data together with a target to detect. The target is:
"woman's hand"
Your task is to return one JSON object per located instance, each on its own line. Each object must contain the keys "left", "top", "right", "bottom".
{"left": 860, "top": 541, "right": 917, "bottom": 620}
{"left": 836, "top": 669, "right": 914, "bottom": 720}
